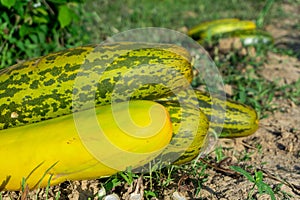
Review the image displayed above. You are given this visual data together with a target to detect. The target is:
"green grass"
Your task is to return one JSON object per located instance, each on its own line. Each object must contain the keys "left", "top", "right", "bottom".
{"left": 256, "top": 0, "right": 276, "bottom": 28}
{"left": 230, "top": 166, "right": 276, "bottom": 200}
{"left": 84, "top": 0, "right": 268, "bottom": 42}
{"left": 99, "top": 160, "right": 210, "bottom": 199}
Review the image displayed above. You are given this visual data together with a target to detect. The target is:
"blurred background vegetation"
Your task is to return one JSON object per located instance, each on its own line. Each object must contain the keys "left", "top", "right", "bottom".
{"left": 0, "top": 0, "right": 88, "bottom": 68}
{"left": 0, "top": 0, "right": 289, "bottom": 68}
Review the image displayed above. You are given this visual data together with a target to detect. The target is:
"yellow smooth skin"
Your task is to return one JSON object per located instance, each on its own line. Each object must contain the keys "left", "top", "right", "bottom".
{"left": 188, "top": 18, "right": 240, "bottom": 38}
{"left": 0, "top": 100, "right": 172, "bottom": 191}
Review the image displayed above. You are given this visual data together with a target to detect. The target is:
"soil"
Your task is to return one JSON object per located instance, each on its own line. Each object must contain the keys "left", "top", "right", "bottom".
{"left": 195, "top": 104, "right": 300, "bottom": 200}
{"left": 1, "top": 2, "right": 300, "bottom": 200}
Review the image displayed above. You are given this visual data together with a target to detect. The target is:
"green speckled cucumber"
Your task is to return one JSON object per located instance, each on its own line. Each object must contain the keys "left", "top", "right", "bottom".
{"left": 156, "top": 89, "right": 259, "bottom": 139}
{"left": 0, "top": 42, "right": 193, "bottom": 130}
{"left": 195, "top": 90, "right": 259, "bottom": 138}
{"left": 159, "top": 100, "right": 209, "bottom": 165}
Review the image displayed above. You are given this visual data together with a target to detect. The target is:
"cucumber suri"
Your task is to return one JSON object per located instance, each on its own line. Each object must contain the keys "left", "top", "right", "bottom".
{"left": 0, "top": 42, "right": 193, "bottom": 130}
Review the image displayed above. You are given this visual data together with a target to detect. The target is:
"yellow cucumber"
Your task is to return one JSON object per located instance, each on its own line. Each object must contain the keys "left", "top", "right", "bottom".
{"left": 0, "top": 42, "right": 193, "bottom": 130}
{"left": 0, "top": 100, "right": 173, "bottom": 191}
{"left": 199, "top": 20, "right": 256, "bottom": 41}
{"left": 188, "top": 18, "right": 240, "bottom": 40}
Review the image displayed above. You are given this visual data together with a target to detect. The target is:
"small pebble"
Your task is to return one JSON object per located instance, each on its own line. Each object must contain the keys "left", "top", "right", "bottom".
{"left": 129, "top": 193, "right": 142, "bottom": 200}
{"left": 98, "top": 187, "right": 106, "bottom": 198}
{"left": 172, "top": 191, "right": 186, "bottom": 200}
{"left": 103, "top": 193, "right": 120, "bottom": 200}
{"left": 11, "top": 112, "right": 18, "bottom": 118}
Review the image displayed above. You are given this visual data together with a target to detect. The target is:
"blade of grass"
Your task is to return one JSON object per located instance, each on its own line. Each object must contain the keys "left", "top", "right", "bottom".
{"left": 33, "top": 161, "right": 58, "bottom": 189}
{"left": 256, "top": 0, "right": 275, "bottom": 28}
{"left": 230, "top": 166, "right": 255, "bottom": 182}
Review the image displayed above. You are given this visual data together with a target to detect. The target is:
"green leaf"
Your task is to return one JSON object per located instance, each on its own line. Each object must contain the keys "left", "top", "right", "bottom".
{"left": 145, "top": 190, "right": 157, "bottom": 198}
{"left": 33, "top": 16, "right": 49, "bottom": 24}
{"left": 255, "top": 171, "right": 263, "bottom": 183}
{"left": 58, "top": 5, "right": 72, "bottom": 28}
{"left": 262, "top": 183, "right": 276, "bottom": 200}
{"left": 19, "top": 25, "right": 30, "bottom": 37}
{"left": 29, "top": 34, "right": 38, "bottom": 43}
{"left": 104, "top": 177, "right": 121, "bottom": 191}
{"left": 34, "top": 7, "right": 48, "bottom": 16}
{"left": 1, "top": 0, "right": 16, "bottom": 9}
{"left": 0, "top": 12, "right": 9, "bottom": 22}
{"left": 215, "top": 146, "right": 225, "bottom": 162}
{"left": 230, "top": 166, "right": 255, "bottom": 182}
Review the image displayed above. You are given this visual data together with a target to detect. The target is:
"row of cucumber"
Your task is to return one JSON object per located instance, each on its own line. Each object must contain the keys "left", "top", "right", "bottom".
{"left": 188, "top": 18, "right": 274, "bottom": 46}
{"left": 0, "top": 42, "right": 258, "bottom": 190}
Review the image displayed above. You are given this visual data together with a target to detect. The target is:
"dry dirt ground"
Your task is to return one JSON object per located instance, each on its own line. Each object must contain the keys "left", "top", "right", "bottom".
{"left": 2, "top": 3, "right": 300, "bottom": 200}
{"left": 196, "top": 102, "right": 300, "bottom": 200}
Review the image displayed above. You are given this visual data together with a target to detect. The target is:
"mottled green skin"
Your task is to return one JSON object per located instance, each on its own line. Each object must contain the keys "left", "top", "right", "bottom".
{"left": 152, "top": 89, "right": 259, "bottom": 165}
{"left": 194, "top": 90, "right": 259, "bottom": 138}
{"left": 0, "top": 42, "right": 193, "bottom": 130}
{"left": 158, "top": 100, "right": 209, "bottom": 165}
{"left": 157, "top": 90, "right": 259, "bottom": 139}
